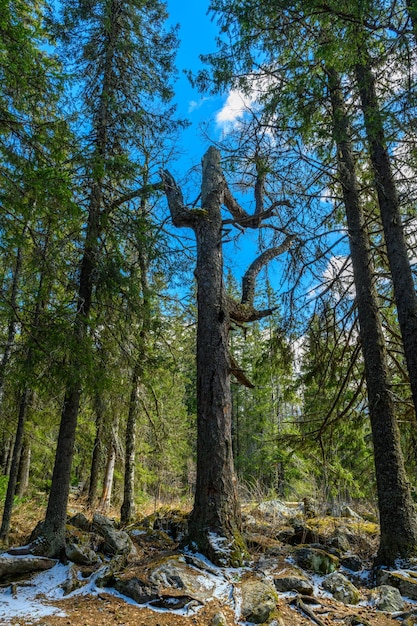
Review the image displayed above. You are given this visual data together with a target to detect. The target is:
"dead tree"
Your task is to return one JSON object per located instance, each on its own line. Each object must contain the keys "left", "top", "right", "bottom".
{"left": 161, "top": 146, "right": 294, "bottom": 566}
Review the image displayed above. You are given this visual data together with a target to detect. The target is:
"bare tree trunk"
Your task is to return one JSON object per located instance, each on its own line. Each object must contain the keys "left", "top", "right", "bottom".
{"left": 0, "top": 235, "right": 24, "bottom": 406}
{"left": 121, "top": 239, "right": 151, "bottom": 524}
{"left": 99, "top": 442, "right": 116, "bottom": 514}
{"left": 120, "top": 364, "right": 140, "bottom": 524}
{"left": 1, "top": 436, "right": 13, "bottom": 476}
{"left": 16, "top": 438, "right": 31, "bottom": 498}
{"left": 162, "top": 146, "right": 293, "bottom": 565}
{"left": 355, "top": 55, "right": 417, "bottom": 424}
{"left": 88, "top": 394, "right": 105, "bottom": 508}
{"left": 329, "top": 67, "right": 417, "bottom": 565}
{"left": 0, "top": 388, "right": 32, "bottom": 541}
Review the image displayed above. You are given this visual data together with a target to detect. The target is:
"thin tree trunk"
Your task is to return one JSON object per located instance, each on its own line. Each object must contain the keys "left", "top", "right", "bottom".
{"left": 38, "top": 7, "right": 118, "bottom": 553}
{"left": 120, "top": 363, "right": 140, "bottom": 524}
{"left": 121, "top": 238, "right": 151, "bottom": 525}
{"left": 406, "top": 0, "right": 417, "bottom": 41}
{"left": 1, "top": 436, "right": 13, "bottom": 476}
{"left": 88, "top": 394, "right": 105, "bottom": 508}
{"left": 328, "top": 67, "right": 417, "bottom": 564}
{"left": 16, "top": 438, "right": 31, "bottom": 498}
{"left": 0, "top": 388, "right": 32, "bottom": 541}
{"left": 355, "top": 56, "right": 417, "bottom": 423}
{"left": 99, "top": 442, "right": 116, "bottom": 513}
{"left": 0, "top": 235, "right": 25, "bottom": 405}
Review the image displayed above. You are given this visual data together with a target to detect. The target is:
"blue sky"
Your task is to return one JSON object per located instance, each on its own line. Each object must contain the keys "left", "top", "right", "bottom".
{"left": 166, "top": 0, "right": 221, "bottom": 168}
{"left": 164, "top": 0, "right": 265, "bottom": 284}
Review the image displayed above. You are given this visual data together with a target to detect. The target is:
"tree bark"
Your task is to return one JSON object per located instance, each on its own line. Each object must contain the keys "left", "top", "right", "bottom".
{"left": 16, "top": 437, "right": 31, "bottom": 498}
{"left": 328, "top": 67, "right": 417, "bottom": 565}
{"left": 0, "top": 388, "right": 33, "bottom": 541}
{"left": 99, "top": 441, "right": 116, "bottom": 514}
{"left": 88, "top": 393, "right": 105, "bottom": 508}
{"left": 355, "top": 56, "right": 417, "bottom": 425}
{"left": 37, "top": 1, "right": 120, "bottom": 556}
{"left": 121, "top": 363, "right": 140, "bottom": 524}
{"left": 121, "top": 217, "right": 151, "bottom": 525}
{"left": 162, "top": 146, "right": 293, "bottom": 565}
{"left": 0, "top": 233, "right": 24, "bottom": 406}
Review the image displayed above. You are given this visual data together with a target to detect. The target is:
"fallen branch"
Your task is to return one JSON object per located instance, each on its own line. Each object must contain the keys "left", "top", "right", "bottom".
{"left": 290, "top": 595, "right": 328, "bottom": 626}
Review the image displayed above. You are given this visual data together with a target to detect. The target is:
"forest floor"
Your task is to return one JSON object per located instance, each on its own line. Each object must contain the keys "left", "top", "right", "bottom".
{"left": 0, "top": 496, "right": 415, "bottom": 626}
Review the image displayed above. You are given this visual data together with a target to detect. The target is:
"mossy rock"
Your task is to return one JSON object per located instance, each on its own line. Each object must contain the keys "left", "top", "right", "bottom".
{"left": 294, "top": 546, "right": 339, "bottom": 574}
{"left": 240, "top": 576, "right": 279, "bottom": 624}
{"left": 322, "top": 571, "right": 361, "bottom": 604}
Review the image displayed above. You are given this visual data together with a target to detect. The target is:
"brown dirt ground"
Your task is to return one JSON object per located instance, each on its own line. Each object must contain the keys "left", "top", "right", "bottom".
{"left": 2, "top": 591, "right": 415, "bottom": 626}
{"left": 2, "top": 498, "right": 417, "bottom": 626}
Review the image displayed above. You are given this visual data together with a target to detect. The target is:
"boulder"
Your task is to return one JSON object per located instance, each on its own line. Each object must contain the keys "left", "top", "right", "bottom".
{"left": 377, "top": 569, "right": 417, "bottom": 600}
{"left": 95, "top": 554, "right": 127, "bottom": 587}
{"left": 369, "top": 584, "right": 406, "bottom": 612}
{"left": 61, "top": 563, "right": 87, "bottom": 595}
{"left": 65, "top": 541, "right": 100, "bottom": 566}
{"left": 258, "top": 500, "right": 303, "bottom": 520}
{"left": 239, "top": 576, "right": 278, "bottom": 624}
{"left": 273, "top": 565, "right": 313, "bottom": 595}
{"left": 294, "top": 546, "right": 339, "bottom": 574}
{"left": 67, "top": 512, "right": 91, "bottom": 532}
{"left": 322, "top": 571, "right": 361, "bottom": 604}
{"left": 113, "top": 576, "right": 160, "bottom": 604}
{"left": 340, "top": 505, "right": 362, "bottom": 519}
{"left": 92, "top": 513, "right": 136, "bottom": 557}
{"left": 341, "top": 555, "right": 363, "bottom": 572}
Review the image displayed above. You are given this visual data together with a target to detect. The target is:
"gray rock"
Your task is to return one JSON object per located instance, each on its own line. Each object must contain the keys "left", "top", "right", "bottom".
{"left": 377, "top": 569, "right": 417, "bottom": 600}
{"left": 240, "top": 577, "right": 278, "bottom": 624}
{"left": 369, "top": 584, "right": 406, "bottom": 612}
{"left": 61, "top": 563, "right": 87, "bottom": 595}
{"left": 322, "top": 571, "right": 361, "bottom": 604}
{"left": 148, "top": 555, "right": 217, "bottom": 602}
{"left": 92, "top": 513, "right": 136, "bottom": 557}
{"left": 67, "top": 512, "right": 91, "bottom": 532}
{"left": 329, "top": 532, "right": 351, "bottom": 553}
{"left": 114, "top": 576, "right": 159, "bottom": 604}
{"left": 341, "top": 555, "right": 363, "bottom": 572}
{"left": 294, "top": 546, "right": 339, "bottom": 574}
{"left": 95, "top": 554, "right": 127, "bottom": 587}
{"left": 273, "top": 566, "right": 313, "bottom": 595}
{"left": 258, "top": 500, "right": 303, "bottom": 520}
{"left": 65, "top": 541, "right": 100, "bottom": 566}
{"left": 340, "top": 505, "right": 362, "bottom": 519}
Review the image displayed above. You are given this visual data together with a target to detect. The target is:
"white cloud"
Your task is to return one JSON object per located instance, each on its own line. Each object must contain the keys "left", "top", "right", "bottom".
{"left": 188, "top": 96, "right": 211, "bottom": 113}
{"left": 215, "top": 89, "right": 255, "bottom": 126}
{"left": 322, "top": 255, "right": 356, "bottom": 298}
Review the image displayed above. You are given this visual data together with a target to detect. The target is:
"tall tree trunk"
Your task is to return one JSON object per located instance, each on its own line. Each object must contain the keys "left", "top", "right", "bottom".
{"left": 88, "top": 393, "right": 105, "bottom": 508}
{"left": 120, "top": 363, "right": 140, "bottom": 524}
{"left": 354, "top": 56, "right": 417, "bottom": 423}
{"left": 0, "top": 234, "right": 25, "bottom": 405}
{"left": 328, "top": 67, "right": 417, "bottom": 565}
{"left": 37, "top": 5, "right": 120, "bottom": 555}
{"left": 163, "top": 148, "right": 243, "bottom": 565}
{"left": 0, "top": 388, "right": 32, "bottom": 541}
{"left": 188, "top": 149, "right": 242, "bottom": 565}
{"left": 162, "top": 146, "right": 294, "bottom": 565}
{"left": 16, "top": 438, "right": 31, "bottom": 498}
{"left": 99, "top": 441, "right": 117, "bottom": 513}
{"left": 121, "top": 239, "right": 151, "bottom": 525}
